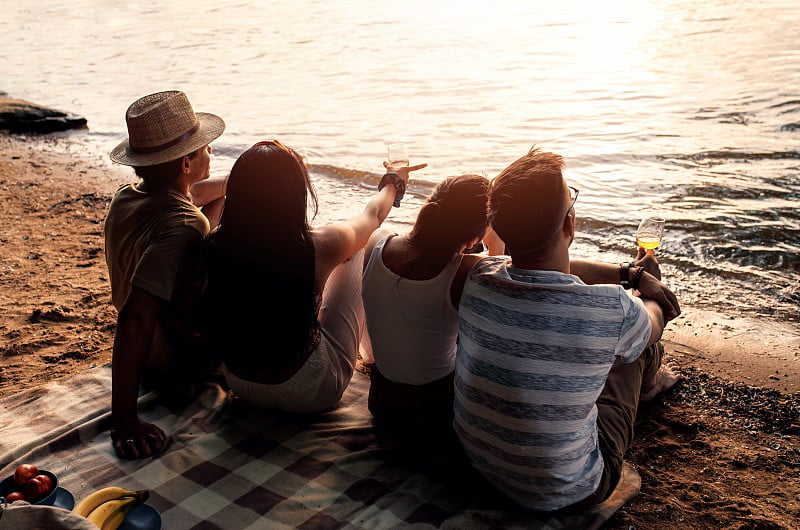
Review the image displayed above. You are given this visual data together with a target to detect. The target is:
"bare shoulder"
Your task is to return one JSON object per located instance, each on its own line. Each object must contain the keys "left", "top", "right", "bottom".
{"left": 459, "top": 252, "right": 490, "bottom": 276}
{"left": 311, "top": 222, "right": 359, "bottom": 286}
{"left": 363, "top": 227, "right": 394, "bottom": 269}
{"left": 311, "top": 225, "right": 342, "bottom": 264}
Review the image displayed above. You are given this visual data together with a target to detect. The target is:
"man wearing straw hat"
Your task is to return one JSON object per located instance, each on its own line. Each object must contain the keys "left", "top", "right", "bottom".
{"left": 105, "top": 90, "right": 226, "bottom": 459}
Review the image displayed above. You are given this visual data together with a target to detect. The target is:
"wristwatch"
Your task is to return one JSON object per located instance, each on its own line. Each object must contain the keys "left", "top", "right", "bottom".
{"left": 619, "top": 262, "right": 633, "bottom": 289}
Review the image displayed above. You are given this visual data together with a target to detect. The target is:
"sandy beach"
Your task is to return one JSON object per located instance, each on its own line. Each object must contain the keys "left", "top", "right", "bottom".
{"left": 1, "top": 133, "right": 799, "bottom": 529}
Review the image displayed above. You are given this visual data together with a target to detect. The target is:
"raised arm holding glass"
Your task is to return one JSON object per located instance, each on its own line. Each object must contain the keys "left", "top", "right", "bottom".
{"left": 202, "top": 141, "right": 425, "bottom": 413}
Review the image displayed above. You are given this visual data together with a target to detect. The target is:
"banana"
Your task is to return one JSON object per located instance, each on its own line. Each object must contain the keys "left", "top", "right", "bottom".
{"left": 72, "top": 486, "right": 147, "bottom": 518}
{"left": 73, "top": 486, "right": 138, "bottom": 517}
{"left": 86, "top": 494, "right": 144, "bottom": 530}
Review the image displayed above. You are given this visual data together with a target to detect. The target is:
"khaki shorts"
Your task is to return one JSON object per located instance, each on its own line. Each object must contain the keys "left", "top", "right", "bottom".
{"left": 222, "top": 335, "right": 351, "bottom": 414}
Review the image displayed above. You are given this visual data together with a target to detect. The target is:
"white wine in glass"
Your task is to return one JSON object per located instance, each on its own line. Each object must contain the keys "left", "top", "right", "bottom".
{"left": 636, "top": 216, "right": 665, "bottom": 251}
{"left": 387, "top": 143, "right": 409, "bottom": 166}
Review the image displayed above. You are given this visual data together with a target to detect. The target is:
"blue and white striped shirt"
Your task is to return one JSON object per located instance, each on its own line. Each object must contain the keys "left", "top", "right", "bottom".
{"left": 454, "top": 256, "right": 651, "bottom": 511}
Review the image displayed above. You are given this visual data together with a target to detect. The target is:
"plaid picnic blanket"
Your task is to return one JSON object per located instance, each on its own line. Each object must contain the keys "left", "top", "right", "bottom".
{"left": 0, "top": 366, "right": 639, "bottom": 529}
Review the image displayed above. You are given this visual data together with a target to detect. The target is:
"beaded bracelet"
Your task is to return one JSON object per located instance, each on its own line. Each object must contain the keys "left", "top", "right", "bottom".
{"left": 378, "top": 172, "right": 406, "bottom": 207}
{"left": 631, "top": 266, "right": 645, "bottom": 291}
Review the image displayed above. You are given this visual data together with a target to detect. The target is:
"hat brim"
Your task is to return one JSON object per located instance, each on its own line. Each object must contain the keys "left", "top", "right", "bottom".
{"left": 109, "top": 112, "right": 225, "bottom": 167}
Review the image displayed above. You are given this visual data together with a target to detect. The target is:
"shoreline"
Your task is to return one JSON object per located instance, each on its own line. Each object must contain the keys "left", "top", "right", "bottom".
{"left": 1, "top": 133, "right": 799, "bottom": 528}
{"left": 663, "top": 308, "right": 800, "bottom": 394}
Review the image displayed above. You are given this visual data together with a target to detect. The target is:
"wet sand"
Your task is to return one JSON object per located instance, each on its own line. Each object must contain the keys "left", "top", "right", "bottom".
{"left": 664, "top": 308, "right": 800, "bottom": 394}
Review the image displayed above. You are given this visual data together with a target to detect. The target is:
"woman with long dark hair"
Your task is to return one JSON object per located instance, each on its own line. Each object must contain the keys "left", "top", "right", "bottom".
{"left": 203, "top": 140, "right": 424, "bottom": 412}
{"left": 361, "top": 173, "right": 495, "bottom": 425}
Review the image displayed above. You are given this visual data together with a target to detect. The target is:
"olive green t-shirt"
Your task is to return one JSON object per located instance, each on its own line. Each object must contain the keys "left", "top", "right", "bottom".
{"left": 104, "top": 183, "right": 210, "bottom": 311}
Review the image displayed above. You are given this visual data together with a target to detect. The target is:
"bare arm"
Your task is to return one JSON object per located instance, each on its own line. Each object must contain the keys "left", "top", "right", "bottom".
{"left": 570, "top": 252, "right": 680, "bottom": 321}
{"left": 110, "top": 286, "right": 167, "bottom": 459}
{"left": 189, "top": 175, "right": 227, "bottom": 207}
{"left": 636, "top": 273, "right": 680, "bottom": 322}
{"left": 570, "top": 246, "right": 660, "bottom": 284}
{"left": 315, "top": 163, "right": 426, "bottom": 288}
{"left": 190, "top": 176, "right": 228, "bottom": 230}
{"left": 569, "top": 259, "right": 619, "bottom": 284}
{"left": 316, "top": 186, "right": 399, "bottom": 278}
{"left": 642, "top": 298, "right": 666, "bottom": 347}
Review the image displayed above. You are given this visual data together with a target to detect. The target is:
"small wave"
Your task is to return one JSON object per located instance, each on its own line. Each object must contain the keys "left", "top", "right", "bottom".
{"left": 768, "top": 99, "right": 800, "bottom": 113}
{"left": 311, "top": 164, "right": 441, "bottom": 197}
{"left": 691, "top": 108, "right": 754, "bottom": 124}
{"left": 85, "top": 130, "right": 124, "bottom": 139}
{"left": 208, "top": 143, "right": 243, "bottom": 160}
{"left": 696, "top": 112, "right": 754, "bottom": 125}
{"left": 659, "top": 150, "right": 800, "bottom": 163}
{"left": 574, "top": 211, "right": 800, "bottom": 322}
{"left": 313, "top": 164, "right": 378, "bottom": 182}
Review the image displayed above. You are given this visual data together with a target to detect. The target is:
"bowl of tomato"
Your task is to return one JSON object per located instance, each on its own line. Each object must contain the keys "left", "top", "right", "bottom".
{"left": 0, "top": 464, "right": 59, "bottom": 506}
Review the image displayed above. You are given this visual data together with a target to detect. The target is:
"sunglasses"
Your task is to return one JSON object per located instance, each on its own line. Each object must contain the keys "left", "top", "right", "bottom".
{"left": 568, "top": 186, "right": 579, "bottom": 209}
{"left": 565, "top": 185, "right": 579, "bottom": 223}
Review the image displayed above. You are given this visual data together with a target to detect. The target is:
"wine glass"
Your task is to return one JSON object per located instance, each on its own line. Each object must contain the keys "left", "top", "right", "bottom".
{"left": 636, "top": 216, "right": 665, "bottom": 253}
{"left": 387, "top": 143, "right": 409, "bottom": 166}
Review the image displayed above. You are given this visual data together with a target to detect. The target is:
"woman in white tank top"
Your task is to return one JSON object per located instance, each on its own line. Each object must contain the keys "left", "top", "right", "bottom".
{"left": 361, "top": 174, "right": 496, "bottom": 427}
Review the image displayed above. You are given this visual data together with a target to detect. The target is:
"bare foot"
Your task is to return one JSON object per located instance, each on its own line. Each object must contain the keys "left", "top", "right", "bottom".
{"left": 641, "top": 365, "right": 680, "bottom": 402}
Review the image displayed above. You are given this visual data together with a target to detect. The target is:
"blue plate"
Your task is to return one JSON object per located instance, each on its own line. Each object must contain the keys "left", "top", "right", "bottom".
{"left": 53, "top": 487, "right": 75, "bottom": 510}
{"left": 119, "top": 503, "right": 162, "bottom": 530}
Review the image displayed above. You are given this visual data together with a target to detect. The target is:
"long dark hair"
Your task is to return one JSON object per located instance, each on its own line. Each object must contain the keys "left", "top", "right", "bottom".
{"left": 407, "top": 173, "right": 490, "bottom": 254}
{"left": 203, "top": 141, "right": 320, "bottom": 372}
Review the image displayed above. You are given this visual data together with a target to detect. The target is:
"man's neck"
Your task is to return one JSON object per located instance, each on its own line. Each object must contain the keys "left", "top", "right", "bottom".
{"left": 510, "top": 248, "right": 570, "bottom": 274}
{"left": 168, "top": 176, "right": 192, "bottom": 198}
{"left": 136, "top": 176, "right": 190, "bottom": 197}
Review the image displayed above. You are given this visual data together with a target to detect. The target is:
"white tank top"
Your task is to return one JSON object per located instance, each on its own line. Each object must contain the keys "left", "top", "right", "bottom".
{"left": 362, "top": 235, "right": 463, "bottom": 384}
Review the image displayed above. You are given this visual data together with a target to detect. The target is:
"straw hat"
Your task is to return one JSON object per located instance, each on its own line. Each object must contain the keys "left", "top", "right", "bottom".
{"left": 109, "top": 90, "right": 225, "bottom": 166}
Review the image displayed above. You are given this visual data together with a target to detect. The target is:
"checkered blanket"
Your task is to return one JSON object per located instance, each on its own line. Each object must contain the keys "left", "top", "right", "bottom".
{"left": 0, "top": 366, "right": 639, "bottom": 529}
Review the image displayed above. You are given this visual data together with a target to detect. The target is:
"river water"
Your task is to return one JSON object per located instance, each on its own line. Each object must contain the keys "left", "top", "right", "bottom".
{"left": 2, "top": 0, "right": 798, "bottom": 322}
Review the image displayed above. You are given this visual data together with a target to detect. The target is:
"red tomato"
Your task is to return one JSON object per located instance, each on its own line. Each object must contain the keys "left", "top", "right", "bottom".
{"left": 13, "top": 464, "right": 39, "bottom": 486}
{"left": 33, "top": 474, "right": 54, "bottom": 493}
{"left": 24, "top": 476, "right": 51, "bottom": 502}
{"left": 5, "top": 491, "right": 26, "bottom": 502}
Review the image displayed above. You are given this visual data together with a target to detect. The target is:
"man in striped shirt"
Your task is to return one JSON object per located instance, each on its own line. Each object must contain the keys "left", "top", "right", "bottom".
{"left": 454, "top": 147, "right": 680, "bottom": 512}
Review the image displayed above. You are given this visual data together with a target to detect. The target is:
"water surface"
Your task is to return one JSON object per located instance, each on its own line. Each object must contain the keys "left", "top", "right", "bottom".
{"left": 2, "top": 0, "right": 798, "bottom": 321}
